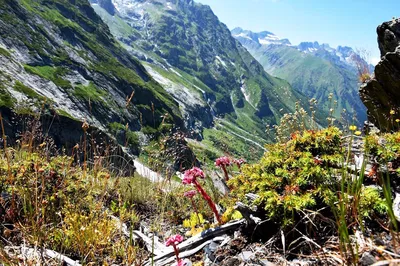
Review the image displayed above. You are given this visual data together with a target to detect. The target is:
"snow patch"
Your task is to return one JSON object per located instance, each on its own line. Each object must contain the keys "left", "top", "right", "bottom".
{"left": 265, "top": 33, "right": 280, "bottom": 40}
{"left": 134, "top": 159, "right": 164, "bottom": 183}
{"left": 169, "top": 68, "right": 182, "bottom": 77}
{"left": 232, "top": 32, "right": 252, "bottom": 40}
{"left": 112, "top": 0, "right": 145, "bottom": 16}
{"left": 215, "top": 56, "right": 227, "bottom": 67}
{"left": 258, "top": 34, "right": 280, "bottom": 44}
{"left": 144, "top": 65, "right": 205, "bottom": 108}
{"left": 240, "top": 84, "right": 256, "bottom": 110}
{"left": 258, "top": 38, "right": 272, "bottom": 45}
{"left": 257, "top": 34, "right": 292, "bottom": 46}
{"left": 193, "top": 84, "right": 205, "bottom": 94}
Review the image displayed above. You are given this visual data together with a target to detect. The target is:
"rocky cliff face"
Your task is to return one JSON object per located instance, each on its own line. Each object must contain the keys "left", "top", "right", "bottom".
{"left": 0, "top": 0, "right": 183, "bottom": 148}
{"left": 360, "top": 18, "right": 400, "bottom": 130}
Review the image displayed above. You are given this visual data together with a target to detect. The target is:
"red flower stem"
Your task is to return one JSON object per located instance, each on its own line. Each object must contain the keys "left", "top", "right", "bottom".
{"left": 172, "top": 244, "right": 181, "bottom": 263}
{"left": 222, "top": 166, "right": 229, "bottom": 181}
{"left": 193, "top": 180, "right": 222, "bottom": 225}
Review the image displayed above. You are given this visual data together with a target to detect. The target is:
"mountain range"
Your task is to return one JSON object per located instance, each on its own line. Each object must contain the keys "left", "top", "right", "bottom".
{"left": 89, "top": 0, "right": 326, "bottom": 158}
{"left": 0, "top": 0, "right": 369, "bottom": 163}
{"left": 232, "top": 27, "right": 369, "bottom": 124}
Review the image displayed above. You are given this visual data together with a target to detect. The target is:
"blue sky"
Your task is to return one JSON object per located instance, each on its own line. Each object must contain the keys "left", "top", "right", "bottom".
{"left": 196, "top": 0, "right": 400, "bottom": 65}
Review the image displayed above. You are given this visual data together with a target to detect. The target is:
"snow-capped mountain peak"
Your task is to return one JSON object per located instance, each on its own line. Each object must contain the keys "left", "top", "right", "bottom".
{"left": 232, "top": 27, "right": 374, "bottom": 74}
{"left": 258, "top": 32, "right": 289, "bottom": 45}
{"left": 231, "top": 27, "right": 291, "bottom": 46}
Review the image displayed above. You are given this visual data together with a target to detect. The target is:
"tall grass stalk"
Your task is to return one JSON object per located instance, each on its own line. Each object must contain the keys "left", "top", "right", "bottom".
{"left": 381, "top": 171, "right": 399, "bottom": 253}
{"left": 333, "top": 132, "right": 363, "bottom": 265}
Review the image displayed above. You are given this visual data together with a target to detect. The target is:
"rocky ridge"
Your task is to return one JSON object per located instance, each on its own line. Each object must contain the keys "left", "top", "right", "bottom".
{"left": 360, "top": 18, "right": 400, "bottom": 130}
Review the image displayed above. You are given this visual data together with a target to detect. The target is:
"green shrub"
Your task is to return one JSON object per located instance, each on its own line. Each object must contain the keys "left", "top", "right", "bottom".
{"left": 108, "top": 122, "right": 125, "bottom": 132}
{"left": 108, "top": 122, "right": 139, "bottom": 147}
{"left": 126, "top": 131, "right": 139, "bottom": 147}
{"left": 365, "top": 131, "right": 400, "bottom": 165}
{"left": 358, "top": 186, "right": 388, "bottom": 217}
{"left": 141, "top": 125, "right": 158, "bottom": 136}
{"left": 228, "top": 127, "right": 387, "bottom": 226}
{"left": 0, "top": 87, "right": 15, "bottom": 108}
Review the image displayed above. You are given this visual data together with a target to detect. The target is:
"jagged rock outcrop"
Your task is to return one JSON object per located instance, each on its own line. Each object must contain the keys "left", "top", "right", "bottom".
{"left": 360, "top": 18, "right": 400, "bottom": 130}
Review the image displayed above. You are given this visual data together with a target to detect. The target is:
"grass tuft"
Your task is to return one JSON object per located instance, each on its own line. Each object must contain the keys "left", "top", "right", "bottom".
{"left": 0, "top": 47, "right": 11, "bottom": 58}
{"left": 23, "top": 65, "right": 72, "bottom": 89}
{"left": 13, "top": 81, "right": 42, "bottom": 99}
{"left": 73, "top": 81, "right": 107, "bottom": 103}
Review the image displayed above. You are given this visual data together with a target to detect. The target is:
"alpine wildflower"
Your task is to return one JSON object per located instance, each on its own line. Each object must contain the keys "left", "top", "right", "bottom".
{"left": 165, "top": 234, "right": 184, "bottom": 265}
{"left": 182, "top": 167, "right": 222, "bottom": 225}
{"left": 233, "top": 158, "right": 246, "bottom": 169}
{"left": 215, "top": 156, "right": 231, "bottom": 181}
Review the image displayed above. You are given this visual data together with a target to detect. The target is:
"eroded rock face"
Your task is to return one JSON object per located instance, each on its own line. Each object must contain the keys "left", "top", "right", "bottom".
{"left": 360, "top": 18, "right": 400, "bottom": 130}
{"left": 377, "top": 19, "right": 400, "bottom": 55}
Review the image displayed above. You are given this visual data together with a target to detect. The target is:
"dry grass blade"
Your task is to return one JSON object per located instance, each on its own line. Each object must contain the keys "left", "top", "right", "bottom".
{"left": 365, "top": 243, "right": 400, "bottom": 258}
{"left": 126, "top": 91, "right": 135, "bottom": 107}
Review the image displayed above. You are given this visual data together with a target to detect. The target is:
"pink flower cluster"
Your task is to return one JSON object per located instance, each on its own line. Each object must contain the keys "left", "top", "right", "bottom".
{"left": 182, "top": 167, "right": 205, "bottom": 184}
{"left": 182, "top": 167, "right": 222, "bottom": 225}
{"left": 215, "top": 156, "right": 231, "bottom": 167}
{"left": 233, "top": 158, "right": 246, "bottom": 165}
{"left": 184, "top": 190, "right": 197, "bottom": 198}
{"left": 165, "top": 234, "right": 184, "bottom": 247}
{"left": 165, "top": 234, "right": 184, "bottom": 265}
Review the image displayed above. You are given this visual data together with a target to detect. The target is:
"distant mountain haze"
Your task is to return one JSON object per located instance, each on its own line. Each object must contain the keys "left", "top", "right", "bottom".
{"left": 232, "top": 27, "right": 368, "bottom": 125}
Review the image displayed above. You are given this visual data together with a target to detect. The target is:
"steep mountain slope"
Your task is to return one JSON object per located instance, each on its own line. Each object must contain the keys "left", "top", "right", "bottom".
{"left": 90, "top": 0, "right": 318, "bottom": 158}
{"left": 232, "top": 27, "right": 368, "bottom": 125}
{"left": 0, "top": 0, "right": 183, "bottom": 144}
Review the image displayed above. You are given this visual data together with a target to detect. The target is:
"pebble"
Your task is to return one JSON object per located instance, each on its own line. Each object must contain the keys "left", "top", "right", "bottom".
{"left": 360, "top": 252, "right": 377, "bottom": 266}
